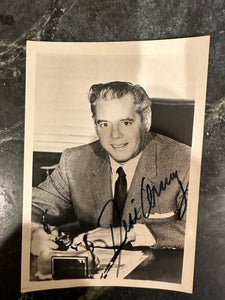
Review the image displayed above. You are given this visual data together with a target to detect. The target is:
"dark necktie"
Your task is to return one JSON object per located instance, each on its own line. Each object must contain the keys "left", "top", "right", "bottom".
{"left": 113, "top": 167, "right": 127, "bottom": 227}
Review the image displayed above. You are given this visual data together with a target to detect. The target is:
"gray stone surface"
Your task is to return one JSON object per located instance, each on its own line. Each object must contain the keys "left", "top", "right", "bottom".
{"left": 0, "top": 0, "right": 224, "bottom": 299}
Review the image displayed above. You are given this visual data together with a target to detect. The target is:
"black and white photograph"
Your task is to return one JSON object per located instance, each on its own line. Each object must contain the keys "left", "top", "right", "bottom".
{"left": 21, "top": 37, "right": 209, "bottom": 293}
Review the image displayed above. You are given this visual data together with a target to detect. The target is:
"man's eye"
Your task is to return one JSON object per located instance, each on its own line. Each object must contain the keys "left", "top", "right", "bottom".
{"left": 123, "top": 121, "right": 132, "bottom": 126}
{"left": 99, "top": 122, "right": 108, "bottom": 128}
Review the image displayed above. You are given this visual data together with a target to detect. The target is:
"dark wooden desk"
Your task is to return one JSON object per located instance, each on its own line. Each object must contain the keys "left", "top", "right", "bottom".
{"left": 30, "top": 248, "right": 183, "bottom": 283}
{"left": 126, "top": 248, "right": 183, "bottom": 283}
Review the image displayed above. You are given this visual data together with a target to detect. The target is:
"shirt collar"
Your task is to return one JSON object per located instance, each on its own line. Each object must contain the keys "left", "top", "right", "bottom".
{"left": 109, "top": 152, "right": 142, "bottom": 176}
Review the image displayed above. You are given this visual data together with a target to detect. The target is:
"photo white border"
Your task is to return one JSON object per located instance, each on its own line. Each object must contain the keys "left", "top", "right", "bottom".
{"left": 21, "top": 37, "right": 210, "bottom": 293}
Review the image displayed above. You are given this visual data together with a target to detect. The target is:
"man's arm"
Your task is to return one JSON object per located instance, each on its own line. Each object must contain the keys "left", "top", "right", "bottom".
{"left": 31, "top": 150, "right": 75, "bottom": 255}
{"left": 145, "top": 166, "right": 189, "bottom": 249}
{"left": 147, "top": 217, "right": 186, "bottom": 249}
{"left": 32, "top": 150, "right": 75, "bottom": 225}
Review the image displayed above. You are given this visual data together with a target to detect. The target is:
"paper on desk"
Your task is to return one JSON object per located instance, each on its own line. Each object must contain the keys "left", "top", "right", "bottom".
{"left": 94, "top": 248, "right": 148, "bottom": 279}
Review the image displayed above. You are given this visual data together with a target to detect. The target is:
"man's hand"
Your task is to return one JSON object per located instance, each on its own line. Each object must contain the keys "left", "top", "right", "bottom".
{"left": 72, "top": 227, "right": 136, "bottom": 248}
{"left": 31, "top": 225, "right": 59, "bottom": 256}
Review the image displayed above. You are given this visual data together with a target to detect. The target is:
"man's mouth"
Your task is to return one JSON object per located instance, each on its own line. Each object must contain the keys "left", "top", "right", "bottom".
{"left": 111, "top": 143, "right": 128, "bottom": 149}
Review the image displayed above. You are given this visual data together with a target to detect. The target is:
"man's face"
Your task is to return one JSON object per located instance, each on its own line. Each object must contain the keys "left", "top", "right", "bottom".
{"left": 95, "top": 94, "right": 148, "bottom": 163}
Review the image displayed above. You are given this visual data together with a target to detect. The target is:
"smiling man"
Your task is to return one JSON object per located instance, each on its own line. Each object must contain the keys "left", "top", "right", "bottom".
{"left": 31, "top": 81, "right": 191, "bottom": 256}
{"left": 94, "top": 93, "right": 148, "bottom": 163}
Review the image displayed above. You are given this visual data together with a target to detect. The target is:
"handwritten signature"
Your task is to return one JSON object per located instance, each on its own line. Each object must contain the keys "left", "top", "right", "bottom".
{"left": 96, "top": 170, "right": 188, "bottom": 277}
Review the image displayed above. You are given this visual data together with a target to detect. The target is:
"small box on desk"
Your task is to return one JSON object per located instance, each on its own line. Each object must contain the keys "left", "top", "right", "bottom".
{"left": 52, "top": 256, "right": 88, "bottom": 280}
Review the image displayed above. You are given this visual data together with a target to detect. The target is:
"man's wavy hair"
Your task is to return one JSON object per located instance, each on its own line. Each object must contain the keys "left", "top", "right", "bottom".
{"left": 88, "top": 81, "right": 152, "bottom": 131}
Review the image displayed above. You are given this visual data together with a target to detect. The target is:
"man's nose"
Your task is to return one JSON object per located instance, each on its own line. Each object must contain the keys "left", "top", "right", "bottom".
{"left": 111, "top": 124, "right": 123, "bottom": 139}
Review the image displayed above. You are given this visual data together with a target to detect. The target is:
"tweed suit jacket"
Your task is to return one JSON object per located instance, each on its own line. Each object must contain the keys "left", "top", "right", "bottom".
{"left": 32, "top": 132, "right": 191, "bottom": 248}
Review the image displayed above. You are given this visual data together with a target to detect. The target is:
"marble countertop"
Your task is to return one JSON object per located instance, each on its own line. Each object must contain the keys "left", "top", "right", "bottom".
{"left": 0, "top": 1, "right": 224, "bottom": 299}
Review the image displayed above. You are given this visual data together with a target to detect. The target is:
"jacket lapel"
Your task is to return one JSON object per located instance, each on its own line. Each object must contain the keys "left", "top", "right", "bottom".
{"left": 122, "top": 133, "right": 158, "bottom": 225}
{"left": 87, "top": 146, "right": 113, "bottom": 227}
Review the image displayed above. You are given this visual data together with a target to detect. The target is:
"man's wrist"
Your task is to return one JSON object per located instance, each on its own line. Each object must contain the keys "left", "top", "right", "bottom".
{"left": 130, "top": 224, "right": 156, "bottom": 247}
{"left": 126, "top": 228, "right": 137, "bottom": 243}
{"left": 31, "top": 222, "right": 43, "bottom": 234}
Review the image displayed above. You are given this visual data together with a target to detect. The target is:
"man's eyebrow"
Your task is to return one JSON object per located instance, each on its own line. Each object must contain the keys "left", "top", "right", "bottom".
{"left": 120, "top": 118, "right": 135, "bottom": 122}
{"left": 96, "top": 119, "right": 108, "bottom": 124}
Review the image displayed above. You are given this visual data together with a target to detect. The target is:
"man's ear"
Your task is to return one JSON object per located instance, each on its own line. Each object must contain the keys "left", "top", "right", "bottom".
{"left": 95, "top": 125, "right": 99, "bottom": 135}
{"left": 93, "top": 118, "right": 99, "bottom": 134}
{"left": 144, "top": 108, "right": 152, "bottom": 132}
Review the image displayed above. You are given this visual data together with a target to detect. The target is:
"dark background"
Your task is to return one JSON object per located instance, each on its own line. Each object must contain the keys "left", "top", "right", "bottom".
{"left": 0, "top": 0, "right": 224, "bottom": 299}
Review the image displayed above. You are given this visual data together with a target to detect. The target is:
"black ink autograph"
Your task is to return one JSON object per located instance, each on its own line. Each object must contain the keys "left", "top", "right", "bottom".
{"left": 96, "top": 170, "right": 188, "bottom": 277}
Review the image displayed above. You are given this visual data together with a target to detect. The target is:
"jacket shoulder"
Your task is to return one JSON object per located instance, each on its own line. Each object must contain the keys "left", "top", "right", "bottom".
{"left": 150, "top": 132, "right": 191, "bottom": 156}
{"left": 62, "top": 140, "right": 102, "bottom": 159}
{"left": 59, "top": 140, "right": 106, "bottom": 173}
{"left": 145, "top": 132, "right": 191, "bottom": 170}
